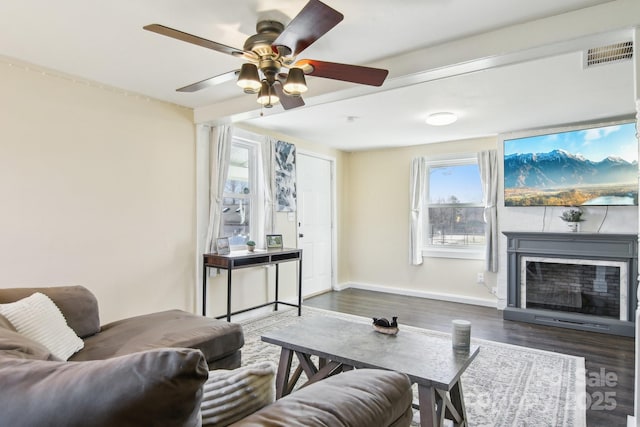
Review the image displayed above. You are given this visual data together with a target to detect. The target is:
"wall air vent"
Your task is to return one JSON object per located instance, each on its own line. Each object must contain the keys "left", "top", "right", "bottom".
{"left": 584, "top": 41, "right": 633, "bottom": 68}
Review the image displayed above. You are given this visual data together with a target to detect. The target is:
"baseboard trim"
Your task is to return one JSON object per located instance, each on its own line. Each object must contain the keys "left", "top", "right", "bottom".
{"left": 335, "top": 282, "right": 498, "bottom": 308}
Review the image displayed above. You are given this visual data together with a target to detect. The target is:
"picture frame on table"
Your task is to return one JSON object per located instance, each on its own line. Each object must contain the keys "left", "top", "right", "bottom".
{"left": 216, "top": 237, "right": 230, "bottom": 255}
{"left": 266, "top": 234, "right": 283, "bottom": 249}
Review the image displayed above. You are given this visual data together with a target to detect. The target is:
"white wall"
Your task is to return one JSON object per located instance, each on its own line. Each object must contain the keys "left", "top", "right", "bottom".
{"left": 0, "top": 58, "right": 197, "bottom": 323}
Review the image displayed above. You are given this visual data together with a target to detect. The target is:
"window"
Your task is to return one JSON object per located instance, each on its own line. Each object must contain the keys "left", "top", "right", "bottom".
{"left": 221, "top": 138, "right": 261, "bottom": 249}
{"left": 423, "top": 155, "right": 486, "bottom": 259}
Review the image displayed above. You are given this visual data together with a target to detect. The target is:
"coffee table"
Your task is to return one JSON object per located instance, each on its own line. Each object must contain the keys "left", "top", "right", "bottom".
{"left": 261, "top": 316, "right": 479, "bottom": 427}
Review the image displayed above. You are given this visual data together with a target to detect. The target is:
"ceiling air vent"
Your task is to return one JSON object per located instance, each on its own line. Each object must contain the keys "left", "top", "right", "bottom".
{"left": 584, "top": 41, "right": 633, "bottom": 68}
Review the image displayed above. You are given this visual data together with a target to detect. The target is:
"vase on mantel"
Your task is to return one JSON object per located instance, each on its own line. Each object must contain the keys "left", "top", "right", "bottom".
{"left": 560, "top": 208, "right": 584, "bottom": 232}
{"left": 567, "top": 222, "right": 580, "bottom": 232}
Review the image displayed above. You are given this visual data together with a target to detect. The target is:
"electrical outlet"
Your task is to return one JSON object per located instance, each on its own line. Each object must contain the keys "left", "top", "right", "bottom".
{"left": 476, "top": 273, "right": 485, "bottom": 284}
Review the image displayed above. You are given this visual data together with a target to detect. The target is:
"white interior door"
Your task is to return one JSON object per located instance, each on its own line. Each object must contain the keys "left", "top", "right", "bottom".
{"left": 297, "top": 153, "right": 333, "bottom": 297}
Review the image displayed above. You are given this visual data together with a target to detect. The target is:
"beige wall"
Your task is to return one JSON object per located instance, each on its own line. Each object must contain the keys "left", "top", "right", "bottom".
{"left": 0, "top": 59, "right": 197, "bottom": 323}
{"left": 344, "top": 137, "right": 499, "bottom": 304}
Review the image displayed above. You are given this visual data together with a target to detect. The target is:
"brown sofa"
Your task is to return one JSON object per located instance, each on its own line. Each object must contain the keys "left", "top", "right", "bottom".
{"left": 0, "top": 285, "right": 414, "bottom": 426}
{"left": 0, "top": 285, "right": 244, "bottom": 369}
{"left": 230, "top": 368, "right": 414, "bottom": 427}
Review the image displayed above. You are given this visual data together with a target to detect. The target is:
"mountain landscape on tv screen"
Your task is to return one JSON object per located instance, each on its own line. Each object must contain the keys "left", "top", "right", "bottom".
{"left": 504, "top": 149, "right": 638, "bottom": 206}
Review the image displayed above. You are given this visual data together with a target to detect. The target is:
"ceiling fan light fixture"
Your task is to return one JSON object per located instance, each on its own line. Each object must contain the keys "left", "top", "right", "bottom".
{"left": 426, "top": 112, "right": 458, "bottom": 126}
{"left": 237, "top": 63, "right": 261, "bottom": 93}
{"left": 283, "top": 68, "right": 308, "bottom": 96}
{"left": 257, "top": 81, "right": 279, "bottom": 107}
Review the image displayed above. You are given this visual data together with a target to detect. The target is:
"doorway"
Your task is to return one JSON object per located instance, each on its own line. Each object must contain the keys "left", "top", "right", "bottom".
{"left": 297, "top": 152, "right": 335, "bottom": 297}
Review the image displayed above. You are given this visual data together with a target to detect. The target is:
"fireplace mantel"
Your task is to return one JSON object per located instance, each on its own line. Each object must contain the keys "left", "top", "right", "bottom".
{"left": 503, "top": 231, "right": 637, "bottom": 336}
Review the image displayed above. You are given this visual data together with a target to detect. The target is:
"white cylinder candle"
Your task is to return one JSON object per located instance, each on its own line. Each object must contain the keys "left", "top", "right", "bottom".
{"left": 452, "top": 319, "right": 471, "bottom": 351}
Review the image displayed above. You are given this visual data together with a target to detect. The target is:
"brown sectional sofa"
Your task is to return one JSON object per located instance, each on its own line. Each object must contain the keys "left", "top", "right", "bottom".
{"left": 0, "top": 285, "right": 414, "bottom": 426}
{"left": 0, "top": 285, "right": 244, "bottom": 369}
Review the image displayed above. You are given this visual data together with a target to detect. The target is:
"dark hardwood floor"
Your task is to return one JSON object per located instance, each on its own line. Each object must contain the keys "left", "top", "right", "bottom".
{"left": 305, "top": 288, "right": 635, "bottom": 427}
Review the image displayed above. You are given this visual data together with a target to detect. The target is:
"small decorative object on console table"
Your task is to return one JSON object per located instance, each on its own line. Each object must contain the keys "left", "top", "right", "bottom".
{"left": 246, "top": 240, "right": 256, "bottom": 252}
{"left": 216, "top": 237, "right": 230, "bottom": 255}
{"left": 559, "top": 207, "right": 584, "bottom": 232}
{"left": 266, "top": 234, "right": 283, "bottom": 249}
{"left": 372, "top": 316, "right": 399, "bottom": 335}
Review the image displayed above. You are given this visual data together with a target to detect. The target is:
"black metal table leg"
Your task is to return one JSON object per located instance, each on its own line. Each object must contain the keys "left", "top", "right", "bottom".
{"left": 202, "top": 265, "right": 207, "bottom": 316}
{"left": 298, "top": 257, "right": 303, "bottom": 316}
{"left": 226, "top": 269, "right": 232, "bottom": 322}
{"left": 275, "top": 263, "right": 279, "bottom": 311}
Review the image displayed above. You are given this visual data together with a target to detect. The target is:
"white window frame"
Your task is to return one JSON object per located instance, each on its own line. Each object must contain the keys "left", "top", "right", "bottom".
{"left": 423, "top": 153, "right": 486, "bottom": 260}
{"left": 221, "top": 136, "right": 263, "bottom": 250}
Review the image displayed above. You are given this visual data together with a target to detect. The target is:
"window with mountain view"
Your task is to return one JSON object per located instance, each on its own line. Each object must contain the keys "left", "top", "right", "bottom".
{"left": 423, "top": 157, "right": 486, "bottom": 258}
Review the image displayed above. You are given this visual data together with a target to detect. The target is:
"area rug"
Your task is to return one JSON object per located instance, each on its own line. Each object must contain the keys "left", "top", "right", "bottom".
{"left": 239, "top": 306, "right": 586, "bottom": 427}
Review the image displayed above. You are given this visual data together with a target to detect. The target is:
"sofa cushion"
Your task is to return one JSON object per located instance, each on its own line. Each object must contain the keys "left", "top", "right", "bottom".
{"left": 0, "top": 313, "right": 16, "bottom": 331}
{"left": 229, "top": 369, "right": 414, "bottom": 427}
{"left": 70, "top": 309, "right": 244, "bottom": 364}
{"left": 0, "top": 285, "right": 100, "bottom": 338}
{"left": 0, "top": 314, "right": 55, "bottom": 360}
{"left": 202, "top": 361, "right": 276, "bottom": 426}
{"left": 0, "top": 292, "right": 84, "bottom": 360}
{"left": 0, "top": 347, "right": 208, "bottom": 427}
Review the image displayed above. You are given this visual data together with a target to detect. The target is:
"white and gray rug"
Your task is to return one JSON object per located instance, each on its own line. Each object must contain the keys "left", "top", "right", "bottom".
{"left": 239, "top": 306, "right": 586, "bottom": 427}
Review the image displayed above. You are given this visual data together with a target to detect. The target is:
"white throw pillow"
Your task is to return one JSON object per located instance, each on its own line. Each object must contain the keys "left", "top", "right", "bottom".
{"left": 201, "top": 361, "right": 276, "bottom": 427}
{"left": 0, "top": 292, "right": 84, "bottom": 360}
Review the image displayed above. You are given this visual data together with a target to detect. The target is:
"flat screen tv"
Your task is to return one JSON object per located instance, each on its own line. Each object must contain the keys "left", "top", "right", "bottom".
{"left": 504, "top": 121, "right": 638, "bottom": 206}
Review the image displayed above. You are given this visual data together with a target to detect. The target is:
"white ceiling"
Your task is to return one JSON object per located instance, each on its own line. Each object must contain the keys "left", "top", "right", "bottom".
{"left": 0, "top": 0, "right": 636, "bottom": 151}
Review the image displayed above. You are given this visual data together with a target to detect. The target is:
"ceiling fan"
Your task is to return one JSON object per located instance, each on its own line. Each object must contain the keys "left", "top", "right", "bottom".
{"left": 143, "top": 0, "right": 389, "bottom": 110}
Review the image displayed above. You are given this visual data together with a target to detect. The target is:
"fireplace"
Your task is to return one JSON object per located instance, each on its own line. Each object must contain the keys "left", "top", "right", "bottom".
{"left": 503, "top": 232, "right": 637, "bottom": 337}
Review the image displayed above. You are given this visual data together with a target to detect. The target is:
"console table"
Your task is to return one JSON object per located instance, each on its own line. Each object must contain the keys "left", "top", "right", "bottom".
{"left": 202, "top": 248, "right": 303, "bottom": 321}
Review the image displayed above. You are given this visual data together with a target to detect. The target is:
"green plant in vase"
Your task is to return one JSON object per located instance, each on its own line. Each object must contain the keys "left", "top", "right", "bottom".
{"left": 246, "top": 240, "right": 256, "bottom": 252}
{"left": 559, "top": 208, "right": 584, "bottom": 232}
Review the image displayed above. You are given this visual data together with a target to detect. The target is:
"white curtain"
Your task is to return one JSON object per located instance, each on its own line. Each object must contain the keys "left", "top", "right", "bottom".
{"left": 204, "top": 125, "right": 232, "bottom": 254}
{"left": 409, "top": 157, "right": 426, "bottom": 265}
{"left": 478, "top": 150, "right": 498, "bottom": 273}
{"left": 261, "top": 137, "right": 276, "bottom": 241}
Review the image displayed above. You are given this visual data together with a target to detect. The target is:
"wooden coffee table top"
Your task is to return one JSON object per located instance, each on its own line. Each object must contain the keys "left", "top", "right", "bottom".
{"left": 261, "top": 316, "right": 479, "bottom": 390}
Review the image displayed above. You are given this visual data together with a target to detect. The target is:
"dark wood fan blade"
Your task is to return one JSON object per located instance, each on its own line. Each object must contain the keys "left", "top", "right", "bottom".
{"left": 273, "top": 84, "right": 306, "bottom": 110}
{"left": 296, "top": 60, "right": 389, "bottom": 86}
{"left": 177, "top": 70, "right": 240, "bottom": 92}
{"left": 144, "top": 24, "right": 255, "bottom": 60}
{"left": 274, "top": 0, "right": 343, "bottom": 56}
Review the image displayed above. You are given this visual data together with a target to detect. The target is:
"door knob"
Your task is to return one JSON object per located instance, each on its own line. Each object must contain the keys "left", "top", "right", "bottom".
{"left": 299, "top": 233, "right": 304, "bottom": 238}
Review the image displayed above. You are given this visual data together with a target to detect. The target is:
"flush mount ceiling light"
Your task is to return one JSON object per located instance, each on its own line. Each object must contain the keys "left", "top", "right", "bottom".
{"left": 426, "top": 112, "right": 458, "bottom": 126}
